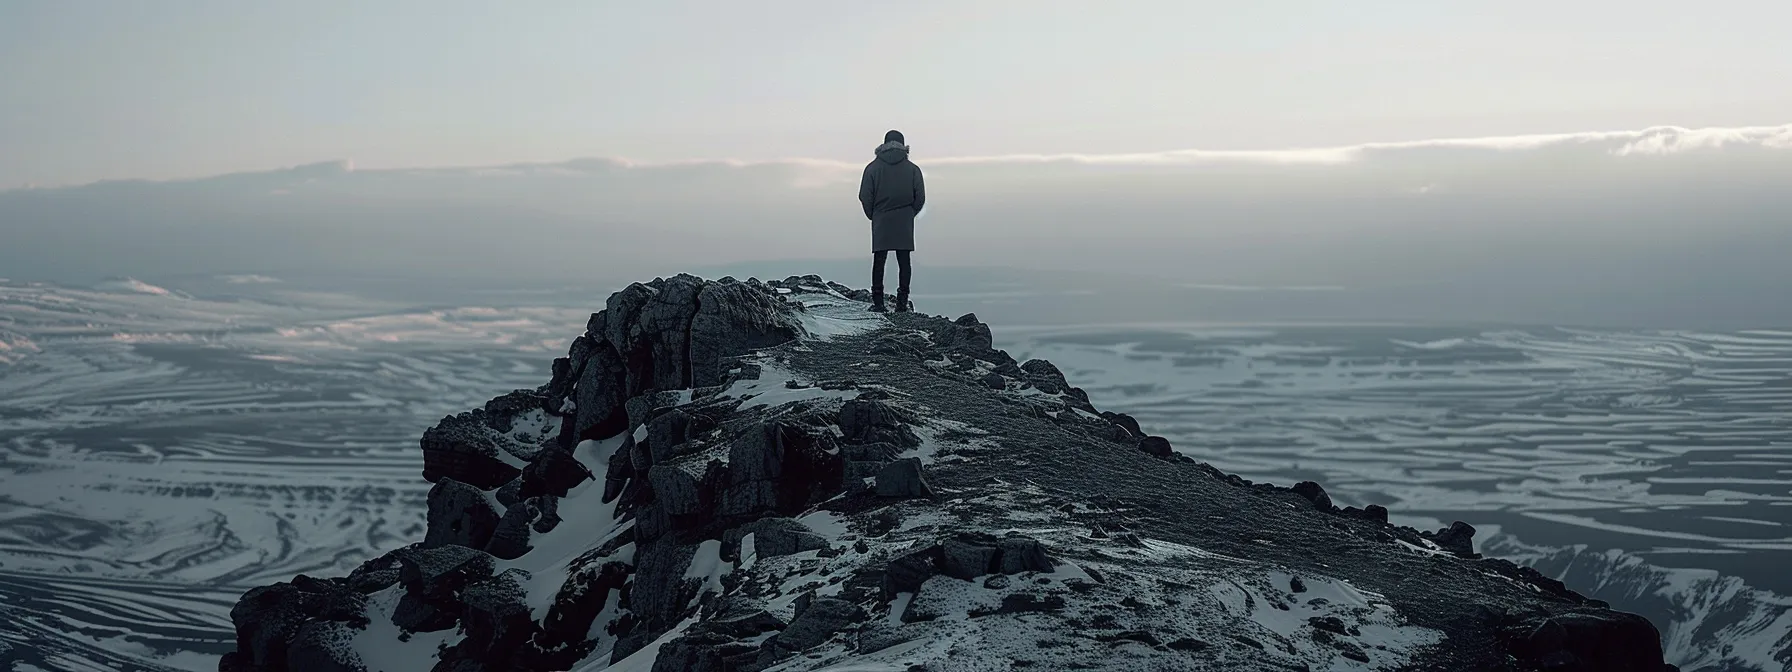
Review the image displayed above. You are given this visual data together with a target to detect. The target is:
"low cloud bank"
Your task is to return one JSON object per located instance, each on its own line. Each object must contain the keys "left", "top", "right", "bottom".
{"left": 5, "top": 124, "right": 1790, "bottom": 327}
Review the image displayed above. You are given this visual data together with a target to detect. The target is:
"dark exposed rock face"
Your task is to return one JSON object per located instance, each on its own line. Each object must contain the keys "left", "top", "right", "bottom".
{"left": 284, "top": 620, "right": 366, "bottom": 672}
{"left": 777, "top": 597, "right": 866, "bottom": 651}
{"left": 424, "top": 479, "right": 501, "bottom": 550}
{"left": 485, "top": 495, "right": 560, "bottom": 560}
{"left": 449, "top": 569, "right": 537, "bottom": 667}
{"left": 721, "top": 420, "right": 844, "bottom": 522}
{"left": 219, "top": 575, "right": 371, "bottom": 672}
{"left": 531, "top": 560, "right": 631, "bottom": 668}
{"left": 223, "top": 274, "right": 1673, "bottom": 672}
{"left": 1425, "top": 521, "right": 1480, "bottom": 558}
{"left": 573, "top": 343, "right": 629, "bottom": 442}
{"left": 1291, "top": 480, "right": 1334, "bottom": 512}
{"left": 723, "top": 516, "right": 830, "bottom": 560}
{"left": 1101, "top": 411, "right": 1143, "bottom": 438}
{"left": 874, "top": 457, "right": 934, "bottom": 499}
{"left": 420, "top": 419, "right": 522, "bottom": 489}
{"left": 1504, "top": 609, "right": 1669, "bottom": 671}
{"left": 520, "top": 446, "right": 592, "bottom": 499}
{"left": 690, "top": 280, "right": 805, "bottom": 387}
{"left": 1138, "top": 435, "right": 1175, "bottom": 459}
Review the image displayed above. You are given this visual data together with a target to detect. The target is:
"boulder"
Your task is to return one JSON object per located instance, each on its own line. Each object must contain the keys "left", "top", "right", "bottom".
{"left": 933, "top": 534, "right": 1053, "bottom": 580}
{"left": 227, "top": 576, "right": 368, "bottom": 668}
{"left": 981, "top": 372, "right": 1007, "bottom": 390}
{"left": 637, "top": 275, "right": 707, "bottom": 391}
{"left": 646, "top": 464, "right": 705, "bottom": 519}
{"left": 627, "top": 433, "right": 654, "bottom": 474}
{"left": 871, "top": 334, "right": 926, "bottom": 360}
{"left": 707, "top": 598, "right": 788, "bottom": 638}
{"left": 997, "top": 536, "right": 1055, "bottom": 574}
{"left": 596, "top": 282, "right": 658, "bottom": 396}
{"left": 838, "top": 399, "right": 920, "bottom": 447}
{"left": 875, "top": 458, "right": 934, "bottom": 499}
{"left": 480, "top": 390, "right": 551, "bottom": 431}
{"left": 723, "top": 517, "right": 830, "bottom": 560}
{"left": 778, "top": 597, "right": 867, "bottom": 651}
{"left": 1509, "top": 610, "right": 1668, "bottom": 671}
{"left": 417, "top": 391, "right": 554, "bottom": 487}
{"left": 284, "top": 619, "right": 367, "bottom": 672}
{"left": 535, "top": 561, "right": 631, "bottom": 665}
{"left": 719, "top": 613, "right": 789, "bottom": 643}
{"left": 493, "top": 477, "right": 524, "bottom": 509}
{"left": 456, "top": 568, "right": 536, "bottom": 665}
{"left": 573, "top": 342, "right": 629, "bottom": 442}
{"left": 646, "top": 409, "right": 694, "bottom": 464}
{"left": 531, "top": 494, "right": 562, "bottom": 533}
{"left": 941, "top": 537, "right": 999, "bottom": 580}
{"left": 420, "top": 416, "right": 524, "bottom": 490}
{"left": 424, "top": 478, "right": 500, "bottom": 550}
{"left": 1101, "top": 411, "right": 1143, "bottom": 438}
{"left": 603, "top": 443, "right": 634, "bottom": 503}
{"left": 519, "top": 445, "right": 593, "bottom": 499}
{"left": 1138, "top": 435, "right": 1175, "bottom": 459}
{"left": 628, "top": 539, "right": 702, "bottom": 631}
{"left": 1291, "top": 481, "right": 1334, "bottom": 512}
{"left": 485, "top": 495, "right": 558, "bottom": 560}
{"left": 930, "top": 313, "right": 995, "bottom": 353}
{"left": 626, "top": 389, "right": 686, "bottom": 433}
{"left": 1362, "top": 504, "right": 1390, "bottom": 523}
{"left": 837, "top": 398, "right": 908, "bottom": 430}
{"left": 722, "top": 421, "right": 843, "bottom": 518}
{"left": 395, "top": 545, "right": 497, "bottom": 600}
{"left": 882, "top": 545, "right": 945, "bottom": 599}
{"left": 1425, "top": 521, "right": 1478, "bottom": 558}
{"left": 391, "top": 591, "right": 456, "bottom": 633}
{"left": 545, "top": 335, "right": 597, "bottom": 408}
{"left": 346, "top": 550, "right": 403, "bottom": 595}
{"left": 689, "top": 280, "right": 806, "bottom": 387}
{"left": 1020, "top": 359, "right": 1069, "bottom": 394}
{"left": 843, "top": 461, "right": 884, "bottom": 490}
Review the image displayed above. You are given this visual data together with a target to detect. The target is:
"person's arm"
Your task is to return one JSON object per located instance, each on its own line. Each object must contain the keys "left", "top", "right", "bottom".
{"left": 858, "top": 164, "right": 877, "bottom": 220}
{"left": 911, "top": 164, "right": 925, "bottom": 215}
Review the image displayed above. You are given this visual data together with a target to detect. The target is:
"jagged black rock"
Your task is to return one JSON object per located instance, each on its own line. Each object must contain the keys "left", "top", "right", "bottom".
{"left": 220, "top": 273, "right": 1676, "bottom": 672}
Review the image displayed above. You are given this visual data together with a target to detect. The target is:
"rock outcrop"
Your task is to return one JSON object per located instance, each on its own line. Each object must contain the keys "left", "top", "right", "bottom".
{"left": 221, "top": 273, "right": 1675, "bottom": 672}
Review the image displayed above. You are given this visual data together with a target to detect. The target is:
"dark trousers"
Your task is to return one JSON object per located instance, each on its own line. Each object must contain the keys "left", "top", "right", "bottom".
{"left": 872, "top": 250, "right": 912, "bottom": 302}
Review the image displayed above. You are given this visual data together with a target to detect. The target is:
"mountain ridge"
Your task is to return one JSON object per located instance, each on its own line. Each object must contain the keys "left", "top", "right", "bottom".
{"left": 219, "top": 273, "right": 1673, "bottom": 672}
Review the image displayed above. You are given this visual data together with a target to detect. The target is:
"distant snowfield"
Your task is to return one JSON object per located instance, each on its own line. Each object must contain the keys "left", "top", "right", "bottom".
{"left": 0, "top": 279, "right": 1789, "bottom": 670}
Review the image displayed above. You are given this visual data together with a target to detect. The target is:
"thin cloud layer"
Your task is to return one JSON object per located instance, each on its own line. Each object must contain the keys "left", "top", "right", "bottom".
{"left": 18, "top": 122, "right": 1789, "bottom": 195}
{"left": 550, "top": 123, "right": 1792, "bottom": 173}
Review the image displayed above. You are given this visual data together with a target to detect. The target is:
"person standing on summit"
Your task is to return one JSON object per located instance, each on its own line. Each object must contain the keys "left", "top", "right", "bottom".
{"left": 858, "top": 130, "right": 925, "bottom": 313}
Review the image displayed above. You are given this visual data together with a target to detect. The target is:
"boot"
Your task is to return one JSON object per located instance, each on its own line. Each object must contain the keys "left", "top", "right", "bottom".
{"left": 894, "top": 289, "right": 911, "bottom": 313}
{"left": 869, "top": 289, "right": 887, "bottom": 313}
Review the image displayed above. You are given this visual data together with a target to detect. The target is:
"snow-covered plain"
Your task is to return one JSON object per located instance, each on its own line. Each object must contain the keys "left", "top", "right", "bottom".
{"left": 1, "top": 277, "right": 1789, "bottom": 670}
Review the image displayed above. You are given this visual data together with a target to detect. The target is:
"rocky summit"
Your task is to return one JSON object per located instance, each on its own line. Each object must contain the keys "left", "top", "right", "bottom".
{"left": 219, "top": 274, "right": 1675, "bottom": 672}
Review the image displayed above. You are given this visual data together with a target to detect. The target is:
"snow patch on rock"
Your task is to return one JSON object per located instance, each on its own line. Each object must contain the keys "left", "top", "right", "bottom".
{"left": 353, "top": 586, "right": 465, "bottom": 672}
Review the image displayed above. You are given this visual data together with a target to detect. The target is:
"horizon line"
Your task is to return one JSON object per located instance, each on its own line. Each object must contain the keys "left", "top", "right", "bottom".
{"left": 9, "top": 122, "right": 1791, "bottom": 194}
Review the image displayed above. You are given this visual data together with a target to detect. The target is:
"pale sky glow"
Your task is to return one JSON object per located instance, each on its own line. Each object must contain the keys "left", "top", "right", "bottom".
{"left": 3, "top": 0, "right": 1791, "bottom": 186}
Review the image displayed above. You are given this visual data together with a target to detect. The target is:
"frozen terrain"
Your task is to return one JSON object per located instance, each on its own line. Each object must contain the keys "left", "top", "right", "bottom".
{"left": 0, "top": 274, "right": 1786, "bottom": 670}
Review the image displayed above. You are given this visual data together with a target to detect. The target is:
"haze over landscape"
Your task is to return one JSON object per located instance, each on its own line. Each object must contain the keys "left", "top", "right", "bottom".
{"left": 6, "top": 2, "right": 1792, "bottom": 327}
{"left": 4, "top": 2, "right": 1792, "bottom": 671}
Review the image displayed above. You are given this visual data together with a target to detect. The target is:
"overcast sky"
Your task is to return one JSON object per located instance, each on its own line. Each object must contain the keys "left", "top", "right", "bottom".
{"left": 4, "top": 0, "right": 1791, "bottom": 187}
